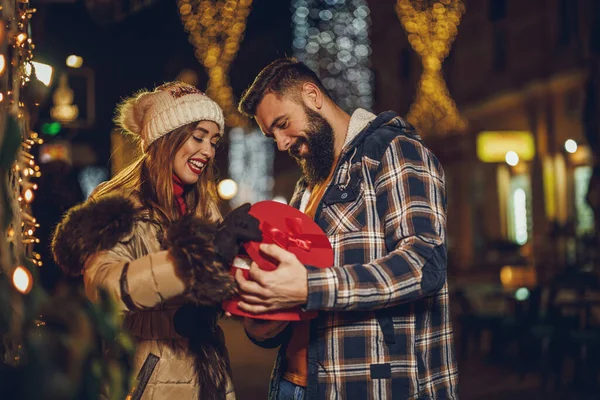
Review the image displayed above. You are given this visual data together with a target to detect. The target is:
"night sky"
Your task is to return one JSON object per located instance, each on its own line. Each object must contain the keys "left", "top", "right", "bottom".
{"left": 29, "top": 0, "right": 293, "bottom": 289}
{"left": 32, "top": 0, "right": 292, "bottom": 165}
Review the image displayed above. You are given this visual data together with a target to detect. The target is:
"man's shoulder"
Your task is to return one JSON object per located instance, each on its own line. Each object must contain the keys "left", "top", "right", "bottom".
{"left": 360, "top": 114, "right": 422, "bottom": 161}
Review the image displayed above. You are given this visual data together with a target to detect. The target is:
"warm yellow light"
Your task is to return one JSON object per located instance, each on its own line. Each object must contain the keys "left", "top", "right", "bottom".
{"left": 500, "top": 266, "right": 513, "bottom": 286}
{"left": 500, "top": 265, "right": 536, "bottom": 289}
{"left": 567, "top": 144, "right": 591, "bottom": 166}
{"left": 217, "top": 179, "right": 238, "bottom": 200}
{"left": 24, "top": 188, "right": 34, "bottom": 202}
{"left": 31, "top": 61, "right": 53, "bottom": 86}
{"left": 16, "top": 33, "right": 27, "bottom": 46}
{"left": 477, "top": 131, "right": 535, "bottom": 163}
{"left": 0, "top": 55, "right": 5, "bottom": 75}
{"left": 178, "top": 0, "right": 253, "bottom": 128}
{"left": 13, "top": 266, "right": 33, "bottom": 294}
{"left": 65, "top": 55, "right": 83, "bottom": 68}
{"left": 396, "top": 0, "right": 466, "bottom": 136}
{"left": 565, "top": 139, "right": 578, "bottom": 154}
{"left": 505, "top": 151, "right": 519, "bottom": 166}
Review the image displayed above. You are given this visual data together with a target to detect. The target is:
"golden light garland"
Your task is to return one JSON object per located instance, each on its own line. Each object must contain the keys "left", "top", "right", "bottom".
{"left": 178, "top": 0, "right": 253, "bottom": 127}
{"left": 396, "top": 0, "right": 467, "bottom": 136}
{"left": 0, "top": 0, "right": 42, "bottom": 307}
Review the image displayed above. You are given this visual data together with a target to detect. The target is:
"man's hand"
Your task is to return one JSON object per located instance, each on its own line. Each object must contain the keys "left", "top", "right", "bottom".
{"left": 235, "top": 243, "right": 308, "bottom": 314}
{"left": 243, "top": 318, "right": 289, "bottom": 341}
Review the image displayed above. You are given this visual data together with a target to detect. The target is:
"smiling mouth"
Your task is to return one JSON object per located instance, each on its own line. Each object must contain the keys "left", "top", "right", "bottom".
{"left": 290, "top": 140, "right": 309, "bottom": 159}
{"left": 188, "top": 159, "right": 206, "bottom": 175}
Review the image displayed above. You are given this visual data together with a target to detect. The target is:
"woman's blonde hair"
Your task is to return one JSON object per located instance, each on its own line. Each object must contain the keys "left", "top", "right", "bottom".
{"left": 92, "top": 121, "right": 220, "bottom": 225}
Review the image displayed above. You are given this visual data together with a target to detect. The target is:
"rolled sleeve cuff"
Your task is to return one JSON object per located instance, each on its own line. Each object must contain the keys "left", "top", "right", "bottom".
{"left": 305, "top": 265, "right": 339, "bottom": 311}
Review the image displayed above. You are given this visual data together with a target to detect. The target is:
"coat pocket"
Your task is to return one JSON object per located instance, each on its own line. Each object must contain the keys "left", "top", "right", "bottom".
{"left": 321, "top": 182, "right": 367, "bottom": 235}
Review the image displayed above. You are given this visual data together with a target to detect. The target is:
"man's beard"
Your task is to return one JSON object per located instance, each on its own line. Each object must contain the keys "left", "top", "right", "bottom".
{"left": 289, "top": 106, "right": 335, "bottom": 186}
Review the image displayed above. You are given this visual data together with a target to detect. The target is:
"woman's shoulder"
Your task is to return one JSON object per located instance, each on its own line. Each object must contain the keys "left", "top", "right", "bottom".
{"left": 51, "top": 193, "right": 143, "bottom": 276}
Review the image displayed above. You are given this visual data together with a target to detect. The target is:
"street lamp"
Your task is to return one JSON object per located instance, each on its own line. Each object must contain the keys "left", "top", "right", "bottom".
{"left": 564, "top": 139, "right": 578, "bottom": 154}
{"left": 505, "top": 151, "right": 519, "bottom": 166}
{"left": 218, "top": 179, "right": 238, "bottom": 200}
{"left": 28, "top": 61, "right": 54, "bottom": 86}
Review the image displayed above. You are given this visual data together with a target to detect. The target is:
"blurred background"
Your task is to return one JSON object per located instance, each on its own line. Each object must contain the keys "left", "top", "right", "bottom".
{"left": 11, "top": 0, "right": 600, "bottom": 398}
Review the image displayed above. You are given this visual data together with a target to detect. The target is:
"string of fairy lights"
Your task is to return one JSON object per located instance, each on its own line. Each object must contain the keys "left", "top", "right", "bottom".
{"left": 0, "top": 0, "right": 43, "bottom": 301}
{"left": 178, "top": 0, "right": 253, "bottom": 128}
{"left": 291, "top": 0, "right": 373, "bottom": 113}
{"left": 396, "top": 0, "right": 467, "bottom": 136}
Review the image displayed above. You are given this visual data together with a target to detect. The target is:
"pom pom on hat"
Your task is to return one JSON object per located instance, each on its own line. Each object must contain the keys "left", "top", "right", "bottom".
{"left": 115, "top": 82, "right": 224, "bottom": 151}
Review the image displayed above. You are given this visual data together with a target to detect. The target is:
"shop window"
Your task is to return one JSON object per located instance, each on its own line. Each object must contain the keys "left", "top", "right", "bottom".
{"left": 508, "top": 174, "right": 532, "bottom": 245}
{"left": 574, "top": 166, "right": 594, "bottom": 236}
{"left": 489, "top": 0, "right": 507, "bottom": 22}
{"left": 557, "top": 0, "right": 578, "bottom": 46}
{"left": 492, "top": 29, "right": 507, "bottom": 72}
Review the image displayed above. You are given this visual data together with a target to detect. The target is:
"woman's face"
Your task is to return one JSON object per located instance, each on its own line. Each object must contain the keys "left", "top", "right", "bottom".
{"left": 173, "top": 120, "right": 220, "bottom": 185}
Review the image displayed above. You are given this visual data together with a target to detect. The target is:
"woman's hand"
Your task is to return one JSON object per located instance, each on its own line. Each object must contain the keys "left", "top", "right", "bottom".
{"left": 213, "top": 203, "right": 262, "bottom": 266}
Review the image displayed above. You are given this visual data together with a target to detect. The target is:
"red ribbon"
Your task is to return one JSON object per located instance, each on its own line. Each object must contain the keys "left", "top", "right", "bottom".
{"left": 262, "top": 218, "right": 330, "bottom": 252}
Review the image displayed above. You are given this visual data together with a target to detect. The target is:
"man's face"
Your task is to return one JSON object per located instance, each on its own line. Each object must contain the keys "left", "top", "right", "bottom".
{"left": 256, "top": 93, "right": 335, "bottom": 185}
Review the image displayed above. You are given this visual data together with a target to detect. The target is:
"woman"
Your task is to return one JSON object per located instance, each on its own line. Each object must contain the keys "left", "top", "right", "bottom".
{"left": 52, "top": 82, "right": 261, "bottom": 400}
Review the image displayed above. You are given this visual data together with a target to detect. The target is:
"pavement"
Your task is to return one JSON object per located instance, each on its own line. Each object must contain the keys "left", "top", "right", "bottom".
{"left": 220, "top": 318, "right": 590, "bottom": 400}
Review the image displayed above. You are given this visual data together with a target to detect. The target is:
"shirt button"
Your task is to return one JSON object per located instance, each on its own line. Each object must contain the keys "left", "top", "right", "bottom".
{"left": 341, "top": 192, "right": 348, "bottom": 199}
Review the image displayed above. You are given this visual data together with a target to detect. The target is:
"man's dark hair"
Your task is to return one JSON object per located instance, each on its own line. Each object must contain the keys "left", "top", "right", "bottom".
{"left": 238, "top": 58, "right": 333, "bottom": 117}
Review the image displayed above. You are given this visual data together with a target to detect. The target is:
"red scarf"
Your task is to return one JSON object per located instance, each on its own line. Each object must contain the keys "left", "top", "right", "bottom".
{"left": 173, "top": 175, "right": 187, "bottom": 215}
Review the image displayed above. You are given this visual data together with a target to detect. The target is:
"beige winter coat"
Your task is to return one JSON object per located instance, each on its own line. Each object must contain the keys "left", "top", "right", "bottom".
{"left": 52, "top": 194, "right": 236, "bottom": 400}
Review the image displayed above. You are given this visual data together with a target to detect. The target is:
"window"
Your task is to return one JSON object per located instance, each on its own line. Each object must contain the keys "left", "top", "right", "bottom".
{"left": 574, "top": 166, "right": 594, "bottom": 236}
{"left": 489, "top": 0, "right": 507, "bottom": 22}
{"left": 493, "top": 29, "right": 507, "bottom": 72}
{"left": 557, "top": 0, "right": 578, "bottom": 46}
{"left": 508, "top": 174, "right": 533, "bottom": 245}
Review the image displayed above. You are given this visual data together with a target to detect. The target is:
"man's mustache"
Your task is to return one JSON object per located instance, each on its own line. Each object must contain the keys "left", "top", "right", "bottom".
{"left": 289, "top": 137, "right": 309, "bottom": 159}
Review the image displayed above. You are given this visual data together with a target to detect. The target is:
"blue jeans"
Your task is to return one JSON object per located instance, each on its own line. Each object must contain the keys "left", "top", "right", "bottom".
{"left": 277, "top": 379, "right": 306, "bottom": 400}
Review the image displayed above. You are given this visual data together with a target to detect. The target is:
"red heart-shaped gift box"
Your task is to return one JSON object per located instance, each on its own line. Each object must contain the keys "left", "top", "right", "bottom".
{"left": 222, "top": 200, "right": 333, "bottom": 320}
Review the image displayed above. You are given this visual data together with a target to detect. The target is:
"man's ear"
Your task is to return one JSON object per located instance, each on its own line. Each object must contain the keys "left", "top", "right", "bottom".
{"left": 301, "top": 82, "right": 323, "bottom": 110}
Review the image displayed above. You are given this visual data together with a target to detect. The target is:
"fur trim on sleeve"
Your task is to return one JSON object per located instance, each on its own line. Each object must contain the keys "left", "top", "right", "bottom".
{"left": 52, "top": 196, "right": 137, "bottom": 276}
{"left": 164, "top": 216, "right": 237, "bottom": 305}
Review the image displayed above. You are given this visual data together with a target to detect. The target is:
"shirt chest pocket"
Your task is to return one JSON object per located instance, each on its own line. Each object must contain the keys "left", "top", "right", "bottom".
{"left": 320, "top": 181, "right": 367, "bottom": 235}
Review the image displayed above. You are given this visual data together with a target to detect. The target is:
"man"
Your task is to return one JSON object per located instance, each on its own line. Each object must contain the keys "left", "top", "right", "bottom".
{"left": 236, "top": 58, "right": 458, "bottom": 399}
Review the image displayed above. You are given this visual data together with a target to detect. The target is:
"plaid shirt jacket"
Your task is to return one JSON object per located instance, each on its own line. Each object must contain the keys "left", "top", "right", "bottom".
{"left": 253, "top": 111, "right": 458, "bottom": 400}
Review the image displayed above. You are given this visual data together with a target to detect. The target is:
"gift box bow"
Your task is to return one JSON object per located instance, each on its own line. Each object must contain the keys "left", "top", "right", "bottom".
{"left": 262, "top": 217, "right": 330, "bottom": 252}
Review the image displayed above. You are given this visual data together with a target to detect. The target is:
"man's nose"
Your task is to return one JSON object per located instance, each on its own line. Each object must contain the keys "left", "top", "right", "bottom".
{"left": 276, "top": 135, "right": 292, "bottom": 152}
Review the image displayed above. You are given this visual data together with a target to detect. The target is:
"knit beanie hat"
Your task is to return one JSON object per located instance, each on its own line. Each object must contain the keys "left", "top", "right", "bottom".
{"left": 115, "top": 81, "right": 225, "bottom": 151}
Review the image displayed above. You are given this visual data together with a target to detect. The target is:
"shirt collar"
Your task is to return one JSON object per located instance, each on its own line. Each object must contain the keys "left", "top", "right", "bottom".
{"left": 344, "top": 108, "right": 377, "bottom": 147}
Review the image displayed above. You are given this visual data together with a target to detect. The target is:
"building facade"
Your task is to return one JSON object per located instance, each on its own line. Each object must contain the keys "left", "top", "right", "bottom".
{"left": 371, "top": 0, "right": 595, "bottom": 281}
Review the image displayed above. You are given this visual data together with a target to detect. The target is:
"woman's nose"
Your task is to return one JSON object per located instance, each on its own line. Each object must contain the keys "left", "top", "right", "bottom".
{"left": 199, "top": 143, "right": 214, "bottom": 159}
